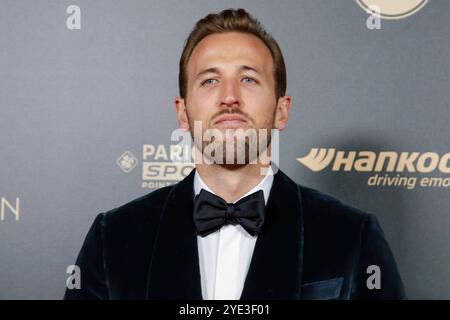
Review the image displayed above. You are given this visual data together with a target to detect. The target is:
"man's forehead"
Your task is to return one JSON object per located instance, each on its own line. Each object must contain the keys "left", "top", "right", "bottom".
{"left": 187, "top": 32, "right": 273, "bottom": 77}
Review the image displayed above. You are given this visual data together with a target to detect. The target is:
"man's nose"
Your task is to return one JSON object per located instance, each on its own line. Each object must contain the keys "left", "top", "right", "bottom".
{"left": 219, "top": 80, "right": 241, "bottom": 108}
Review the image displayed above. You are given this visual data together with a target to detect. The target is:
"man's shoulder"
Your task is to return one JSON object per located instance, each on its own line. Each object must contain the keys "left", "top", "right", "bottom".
{"left": 297, "top": 183, "right": 379, "bottom": 262}
{"left": 101, "top": 185, "right": 174, "bottom": 225}
{"left": 297, "top": 183, "right": 372, "bottom": 226}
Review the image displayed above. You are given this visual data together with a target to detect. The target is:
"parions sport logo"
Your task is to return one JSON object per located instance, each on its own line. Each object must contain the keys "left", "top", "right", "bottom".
{"left": 297, "top": 148, "right": 450, "bottom": 189}
{"left": 117, "top": 145, "right": 195, "bottom": 189}
{"left": 141, "top": 144, "right": 195, "bottom": 189}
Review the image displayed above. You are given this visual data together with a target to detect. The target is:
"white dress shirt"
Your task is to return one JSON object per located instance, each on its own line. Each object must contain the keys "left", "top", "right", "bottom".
{"left": 194, "top": 167, "right": 274, "bottom": 300}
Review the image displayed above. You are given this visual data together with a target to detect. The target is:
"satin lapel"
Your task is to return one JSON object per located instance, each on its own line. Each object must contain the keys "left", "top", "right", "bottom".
{"left": 240, "top": 170, "right": 305, "bottom": 300}
{"left": 146, "top": 169, "right": 203, "bottom": 299}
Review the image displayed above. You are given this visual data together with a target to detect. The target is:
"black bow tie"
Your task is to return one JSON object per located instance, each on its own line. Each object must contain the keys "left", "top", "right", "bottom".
{"left": 193, "top": 189, "right": 266, "bottom": 237}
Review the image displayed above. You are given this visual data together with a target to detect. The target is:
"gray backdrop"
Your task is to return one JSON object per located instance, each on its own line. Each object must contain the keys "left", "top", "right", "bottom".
{"left": 1, "top": 0, "right": 449, "bottom": 299}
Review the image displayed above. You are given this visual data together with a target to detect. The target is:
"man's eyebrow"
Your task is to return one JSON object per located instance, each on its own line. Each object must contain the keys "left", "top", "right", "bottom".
{"left": 194, "top": 67, "right": 220, "bottom": 81}
{"left": 193, "top": 65, "right": 263, "bottom": 81}
{"left": 239, "top": 65, "right": 262, "bottom": 75}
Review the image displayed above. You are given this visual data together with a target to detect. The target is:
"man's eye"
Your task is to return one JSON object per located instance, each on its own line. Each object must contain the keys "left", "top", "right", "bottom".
{"left": 202, "top": 79, "right": 218, "bottom": 86}
{"left": 242, "top": 77, "right": 257, "bottom": 84}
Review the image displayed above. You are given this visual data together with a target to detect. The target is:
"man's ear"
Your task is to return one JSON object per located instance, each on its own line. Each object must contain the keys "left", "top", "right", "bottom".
{"left": 174, "top": 97, "right": 190, "bottom": 130}
{"left": 274, "top": 95, "right": 292, "bottom": 131}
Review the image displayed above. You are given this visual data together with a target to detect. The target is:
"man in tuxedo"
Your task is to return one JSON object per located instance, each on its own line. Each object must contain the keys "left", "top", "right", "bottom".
{"left": 64, "top": 8, "right": 405, "bottom": 300}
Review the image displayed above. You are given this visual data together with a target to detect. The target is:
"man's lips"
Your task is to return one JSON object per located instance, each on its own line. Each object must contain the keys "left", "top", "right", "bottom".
{"left": 213, "top": 114, "right": 248, "bottom": 125}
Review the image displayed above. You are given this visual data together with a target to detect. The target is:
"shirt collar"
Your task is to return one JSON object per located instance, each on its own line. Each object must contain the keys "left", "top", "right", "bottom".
{"left": 194, "top": 165, "right": 274, "bottom": 205}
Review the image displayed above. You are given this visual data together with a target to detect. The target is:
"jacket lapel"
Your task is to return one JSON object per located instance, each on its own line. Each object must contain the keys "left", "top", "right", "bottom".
{"left": 146, "top": 169, "right": 203, "bottom": 299}
{"left": 240, "top": 169, "right": 305, "bottom": 299}
{"left": 145, "top": 168, "right": 305, "bottom": 300}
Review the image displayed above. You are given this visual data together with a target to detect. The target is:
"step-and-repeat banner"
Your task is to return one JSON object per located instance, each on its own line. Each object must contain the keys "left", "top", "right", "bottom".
{"left": 1, "top": 0, "right": 449, "bottom": 299}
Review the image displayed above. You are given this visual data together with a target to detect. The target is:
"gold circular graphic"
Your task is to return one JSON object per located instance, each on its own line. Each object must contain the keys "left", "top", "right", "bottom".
{"left": 356, "top": 0, "right": 428, "bottom": 20}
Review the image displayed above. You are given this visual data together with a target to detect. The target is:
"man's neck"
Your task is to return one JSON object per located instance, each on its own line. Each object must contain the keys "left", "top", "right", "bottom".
{"left": 195, "top": 163, "right": 271, "bottom": 203}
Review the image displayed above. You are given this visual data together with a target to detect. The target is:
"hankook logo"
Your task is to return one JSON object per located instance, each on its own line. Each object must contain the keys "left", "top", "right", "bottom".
{"left": 297, "top": 148, "right": 450, "bottom": 189}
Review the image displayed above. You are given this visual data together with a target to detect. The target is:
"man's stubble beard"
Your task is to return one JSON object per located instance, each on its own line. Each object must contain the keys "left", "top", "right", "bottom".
{"left": 185, "top": 107, "right": 276, "bottom": 167}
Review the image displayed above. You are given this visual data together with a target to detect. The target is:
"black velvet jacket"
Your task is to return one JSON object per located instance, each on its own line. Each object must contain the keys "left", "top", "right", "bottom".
{"left": 64, "top": 168, "right": 405, "bottom": 300}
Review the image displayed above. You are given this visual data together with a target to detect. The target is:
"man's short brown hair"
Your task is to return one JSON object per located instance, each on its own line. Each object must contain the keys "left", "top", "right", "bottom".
{"left": 178, "top": 8, "right": 287, "bottom": 100}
